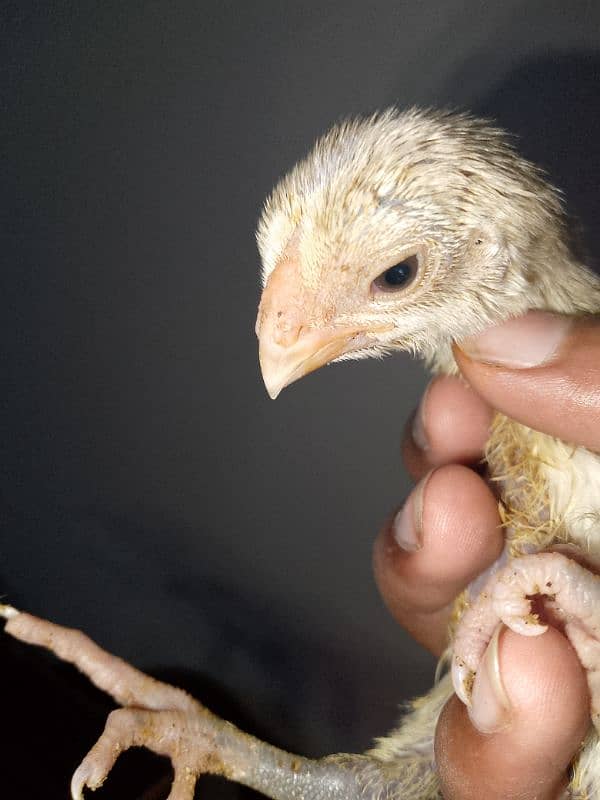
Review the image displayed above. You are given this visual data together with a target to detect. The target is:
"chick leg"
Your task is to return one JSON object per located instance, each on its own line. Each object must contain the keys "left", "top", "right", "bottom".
{"left": 451, "top": 551, "right": 600, "bottom": 726}
{"left": 1, "top": 605, "right": 413, "bottom": 800}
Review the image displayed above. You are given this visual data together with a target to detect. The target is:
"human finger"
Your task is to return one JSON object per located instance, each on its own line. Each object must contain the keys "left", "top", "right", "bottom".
{"left": 402, "top": 375, "right": 494, "bottom": 481}
{"left": 436, "top": 626, "right": 589, "bottom": 800}
{"left": 372, "top": 465, "right": 502, "bottom": 656}
{"left": 456, "top": 311, "right": 600, "bottom": 451}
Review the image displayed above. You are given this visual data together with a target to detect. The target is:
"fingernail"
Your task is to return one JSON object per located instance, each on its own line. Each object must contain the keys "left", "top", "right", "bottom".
{"left": 411, "top": 389, "right": 430, "bottom": 452}
{"left": 460, "top": 311, "right": 571, "bottom": 368}
{"left": 392, "top": 471, "right": 431, "bottom": 552}
{"left": 469, "top": 624, "right": 511, "bottom": 734}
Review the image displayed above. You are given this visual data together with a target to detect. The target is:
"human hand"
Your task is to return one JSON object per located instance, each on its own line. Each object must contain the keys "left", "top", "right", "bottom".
{"left": 373, "top": 311, "right": 600, "bottom": 799}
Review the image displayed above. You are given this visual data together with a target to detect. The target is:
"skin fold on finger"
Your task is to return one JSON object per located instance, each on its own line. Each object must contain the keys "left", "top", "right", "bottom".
{"left": 436, "top": 627, "right": 590, "bottom": 800}
{"left": 455, "top": 315, "right": 600, "bottom": 452}
{"left": 402, "top": 376, "right": 495, "bottom": 481}
{"left": 373, "top": 465, "right": 503, "bottom": 656}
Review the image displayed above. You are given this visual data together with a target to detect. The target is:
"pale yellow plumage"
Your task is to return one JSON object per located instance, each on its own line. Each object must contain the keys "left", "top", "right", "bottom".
{"left": 257, "top": 107, "right": 600, "bottom": 799}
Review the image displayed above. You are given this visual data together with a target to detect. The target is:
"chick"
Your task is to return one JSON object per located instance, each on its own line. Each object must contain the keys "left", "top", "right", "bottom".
{"left": 4, "top": 108, "right": 600, "bottom": 800}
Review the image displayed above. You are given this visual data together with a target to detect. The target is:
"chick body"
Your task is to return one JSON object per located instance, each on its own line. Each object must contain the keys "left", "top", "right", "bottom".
{"left": 257, "top": 111, "right": 600, "bottom": 797}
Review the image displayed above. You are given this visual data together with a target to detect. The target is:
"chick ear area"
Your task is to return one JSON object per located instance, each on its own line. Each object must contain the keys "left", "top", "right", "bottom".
{"left": 372, "top": 254, "right": 419, "bottom": 294}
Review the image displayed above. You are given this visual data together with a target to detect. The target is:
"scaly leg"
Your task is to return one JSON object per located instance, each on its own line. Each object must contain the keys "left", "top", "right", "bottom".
{"left": 451, "top": 551, "right": 600, "bottom": 727}
{"left": 1, "top": 605, "right": 436, "bottom": 800}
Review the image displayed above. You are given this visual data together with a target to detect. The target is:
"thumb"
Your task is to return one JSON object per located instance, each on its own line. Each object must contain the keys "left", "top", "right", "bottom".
{"left": 454, "top": 311, "right": 600, "bottom": 452}
{"left": 435, "top": 626, "right": 589, "bottom": 800}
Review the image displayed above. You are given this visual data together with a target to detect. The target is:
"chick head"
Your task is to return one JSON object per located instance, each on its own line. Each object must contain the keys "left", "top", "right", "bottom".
{"left": 255, "top": 108, "right": 569, "bottom": 398}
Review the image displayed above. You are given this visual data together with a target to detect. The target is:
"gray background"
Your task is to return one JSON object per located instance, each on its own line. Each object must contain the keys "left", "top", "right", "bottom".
{"left": 2, "top": 1, "right": 600, "bottom": 795}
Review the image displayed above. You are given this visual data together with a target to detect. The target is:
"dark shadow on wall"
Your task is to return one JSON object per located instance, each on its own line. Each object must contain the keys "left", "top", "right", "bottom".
{"left": 473, "top": 51, "right": 600, "bottom": 270}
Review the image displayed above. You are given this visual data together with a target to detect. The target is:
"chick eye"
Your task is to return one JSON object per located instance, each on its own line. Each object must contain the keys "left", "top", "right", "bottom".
{"left": 372, "top": 255, "right": 418, "bottom": 293}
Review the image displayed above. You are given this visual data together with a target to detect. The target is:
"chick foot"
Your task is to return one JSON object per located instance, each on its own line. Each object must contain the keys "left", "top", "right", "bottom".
{"left": 451, "top": 551, "right": 600, "bottom": 726}
{"left": 1, "top": 605, "right": 381, "bottom": 800}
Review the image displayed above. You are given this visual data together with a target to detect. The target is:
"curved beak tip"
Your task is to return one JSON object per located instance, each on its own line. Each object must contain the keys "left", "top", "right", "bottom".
{"left": 258, "top": 328, "right": 358, "bottom": 401}
{"left": 259, "top": 350, "right": 293, "bottom": 400}
{"left": 264, "top": 380, "right": 284, "bottom": 401}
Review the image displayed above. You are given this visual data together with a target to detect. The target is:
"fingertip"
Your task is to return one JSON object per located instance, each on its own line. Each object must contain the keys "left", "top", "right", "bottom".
{"left": 402, "top": 376, "right": 493, "bottom": 479}
{"left": 422, "top": 376, "right": 494, "bottom": 464}
{"left": 500, "top": 627, "right": 589, "bottom": 757}
{"left": 453, "top": 314, "right": 600, "bottom": 451}
{"left": 437, "top": 627, "right": 589, "bottom": 800}
{"left": 374, "top": 466, "right": 502, "bottom": 611}
{"left": 373, "top": 466, "right": 503, "bottom": 654}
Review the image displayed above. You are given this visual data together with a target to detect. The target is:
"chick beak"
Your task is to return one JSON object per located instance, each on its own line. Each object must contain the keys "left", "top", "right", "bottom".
{"left": 255, "top": 259, "right": 361, "bottom": 399}
{"left": 257, "top": 321, "right": 363, "bottom": 399}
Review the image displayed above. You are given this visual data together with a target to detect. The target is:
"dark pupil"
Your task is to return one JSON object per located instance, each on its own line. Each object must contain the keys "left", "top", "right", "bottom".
{"left": 384, "top": 262, "right": 412, "bottom": 286}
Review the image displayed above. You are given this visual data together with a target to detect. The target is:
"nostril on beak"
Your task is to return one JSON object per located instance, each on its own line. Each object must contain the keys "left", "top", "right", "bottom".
{"left": 274, "top": 320, "right": 304, "bottom": 348}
